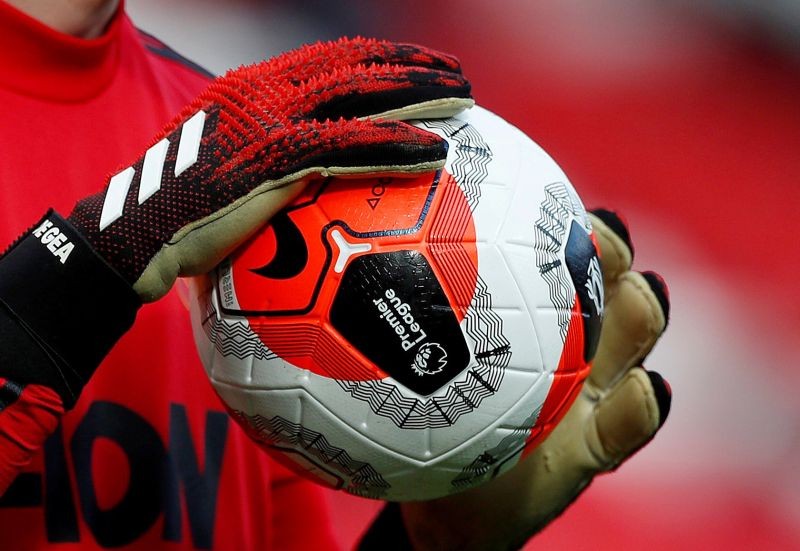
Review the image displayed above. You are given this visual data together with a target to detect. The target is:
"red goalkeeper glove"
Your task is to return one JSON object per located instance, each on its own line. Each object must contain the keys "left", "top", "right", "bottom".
{"left": 0, "top": 37, "right": 473, "bottom": 409}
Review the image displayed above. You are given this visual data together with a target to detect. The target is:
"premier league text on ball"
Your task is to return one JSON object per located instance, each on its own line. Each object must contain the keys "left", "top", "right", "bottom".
{"left": 190, "top": 106, "right": 603, "bottom": 501}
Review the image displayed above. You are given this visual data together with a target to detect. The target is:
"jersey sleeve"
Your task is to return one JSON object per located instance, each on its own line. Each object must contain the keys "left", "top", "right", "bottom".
{"left": 0, "top": 212, "right": 141, "bottom": 496}
{"left": 0, "top": 305, "right": 64, "bottom": 494}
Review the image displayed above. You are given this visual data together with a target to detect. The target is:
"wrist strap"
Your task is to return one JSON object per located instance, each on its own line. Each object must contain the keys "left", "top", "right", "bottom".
{"left": 0, "top": 211, "right": 141, "bottom": 408}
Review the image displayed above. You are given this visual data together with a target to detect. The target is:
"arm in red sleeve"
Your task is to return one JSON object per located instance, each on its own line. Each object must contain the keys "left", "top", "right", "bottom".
{"left": 0, "top": 380, "right": 63, "bottom": 494}
{"left": 0, "top": 212, "right": 141, "bottom": 495}
{"left": 0, "top": 291, "right": 66, "bottom": 494}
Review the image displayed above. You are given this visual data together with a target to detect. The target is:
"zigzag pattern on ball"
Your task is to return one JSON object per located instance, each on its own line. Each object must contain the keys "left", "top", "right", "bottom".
{"left": 201, "top": 295, "right": 278, "bottom": 362}
{"left": 202, "top": 115, "right": 512, "bottom": 427}
{"left": 462, "top": 275, "right": 511, "bottom": 371}
{"left": 336, "top": 276, "right": 510, "bottom": 429}
{"left": 334, "top": 117, "right": 510, "bottom": 429}
{"left": 450, "top": 405, "right": 542, "bottom": 491}
{"left": 420, "top": 118, "right": 489, "bottom": 212}
{"left": 423, "top": 114, "right": 510, "bottom": 380}
{"left": 232, "top": 410, "right": 391, "bottom": 499}
{"left": 335, "top": 378, "right": 478, "bottom": 429}
{"left": 533, "top": 182, "right": 578, "bottom": 341}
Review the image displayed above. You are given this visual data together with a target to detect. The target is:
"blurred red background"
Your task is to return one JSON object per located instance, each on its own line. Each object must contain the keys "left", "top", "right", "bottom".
{"left": 130, "top": 1, "right": 800, "bottom": 548}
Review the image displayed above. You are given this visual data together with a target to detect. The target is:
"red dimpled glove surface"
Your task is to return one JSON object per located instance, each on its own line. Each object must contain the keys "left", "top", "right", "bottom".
{"left": 68, "top": 37, "right": 472, "bottom": 287}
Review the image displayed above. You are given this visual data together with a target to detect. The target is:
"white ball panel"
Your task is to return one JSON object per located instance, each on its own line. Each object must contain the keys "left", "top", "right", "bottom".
{"left": 189, "top": 105, "right": 593, "bottom": 501}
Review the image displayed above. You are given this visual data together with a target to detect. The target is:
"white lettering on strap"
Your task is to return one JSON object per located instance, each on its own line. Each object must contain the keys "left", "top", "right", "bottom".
{"left": 32, "top": 219, "right": 74, "bottom": 264}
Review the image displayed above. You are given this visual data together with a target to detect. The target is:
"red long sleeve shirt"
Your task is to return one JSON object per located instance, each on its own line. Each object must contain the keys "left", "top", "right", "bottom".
{"left": 0, "top": 2, "right": 337, "bottom": 549}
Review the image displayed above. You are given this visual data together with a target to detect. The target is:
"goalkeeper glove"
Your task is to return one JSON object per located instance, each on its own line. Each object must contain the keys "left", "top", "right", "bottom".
{"left": 0, "top": 37, "right": 473, "bottom": 408}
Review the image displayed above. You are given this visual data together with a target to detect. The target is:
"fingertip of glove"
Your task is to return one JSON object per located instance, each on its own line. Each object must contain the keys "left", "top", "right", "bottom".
{"left": 589, "top": 208, "right": 634, "bottom": 260}
{"left": 646, "top": 370, "right": 671, "bottom": 428}
{"left": 307, "top": 70, "right": 472, "bottom": 123}
{"left": 384, "top": 40, "right": 464, "bottom": 73}
{"left": 326, "top": 119, "right": 451, "bottom": 170}
{"left": 640, "top": 271, "right": 670, "bottom": 327}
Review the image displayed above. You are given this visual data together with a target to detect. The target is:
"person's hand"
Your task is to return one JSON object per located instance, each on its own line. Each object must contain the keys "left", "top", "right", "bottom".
{"left": 0, "top": 37, "right": 473, "bottom": 408}
{"left": 399, "top": 209, "right": 671, "bottom": 550}
{"left": 72, "top": 37, "right": 474, "bottom": 302}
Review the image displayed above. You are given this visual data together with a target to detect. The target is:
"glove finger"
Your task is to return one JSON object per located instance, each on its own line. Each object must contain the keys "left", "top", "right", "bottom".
{"left": 358, "top": 39, "right": 463, "bottom": 72}
{"left": 645, "top": 370, "right": 672, "bottom": 428}
{"left": 136, "top": 117, "right": 448, "bottom": 300}
{"left": 589, "top": 208, "right": 633, "bottom": 260}
{"left": 210, "top": 118, "right": 449, "bottom": 193}
{"left": 590, "top": 367, "right": 671, "bottom": 470}
{"left": 302, "top": 118, "right": 450, "bottom": 174}
{"left": 195, "top": 62, "right": 467, "bottom": 173}
{"left": 299, "top": 63, "right": 472, "bottom": 122}
{"left": 588, "top": 209, "right": 633, "bottom": 295}
{"left": 262, "top": 37, "right": 463, "bottom": 85}
{"left": 588, "top": 270, "right": 669, "bottom": 391}
{"left": 640, "top": 270, "right": 671, "bottom": 329}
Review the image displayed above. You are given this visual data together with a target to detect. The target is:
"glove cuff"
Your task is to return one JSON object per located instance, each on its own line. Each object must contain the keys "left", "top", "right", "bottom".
{"left": 0, "top": 210, "right": 141, "bottom": 408}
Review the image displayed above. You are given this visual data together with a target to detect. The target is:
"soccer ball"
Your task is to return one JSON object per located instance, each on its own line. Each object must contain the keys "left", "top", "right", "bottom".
{"left": 189, "top": 106, "right": 603, "bottom": 501}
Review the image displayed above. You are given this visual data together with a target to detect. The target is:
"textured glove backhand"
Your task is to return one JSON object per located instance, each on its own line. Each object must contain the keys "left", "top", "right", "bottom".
{"left": 0, "top": 37, "right": 473, "bottom": 407}
{"left": 68, "top": 37, "right": 473, "bottom": 301}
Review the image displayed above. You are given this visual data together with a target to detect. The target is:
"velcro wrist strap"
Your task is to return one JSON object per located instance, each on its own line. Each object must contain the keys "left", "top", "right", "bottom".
{"left": 0, "top": 210, "right": 141, "bottom": 408}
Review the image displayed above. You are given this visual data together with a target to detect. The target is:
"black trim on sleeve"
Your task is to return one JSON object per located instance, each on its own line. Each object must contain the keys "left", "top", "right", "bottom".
{"left": 137, "top": 28, "right": 215, "bottom": 79}
{"left": 0, "top": 211, "right": 141, "bottom": 408}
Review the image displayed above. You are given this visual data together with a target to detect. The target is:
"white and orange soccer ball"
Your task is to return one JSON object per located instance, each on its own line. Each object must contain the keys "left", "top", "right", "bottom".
{"left": 189, "top": 106, "right": 603, "bottom": 501}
